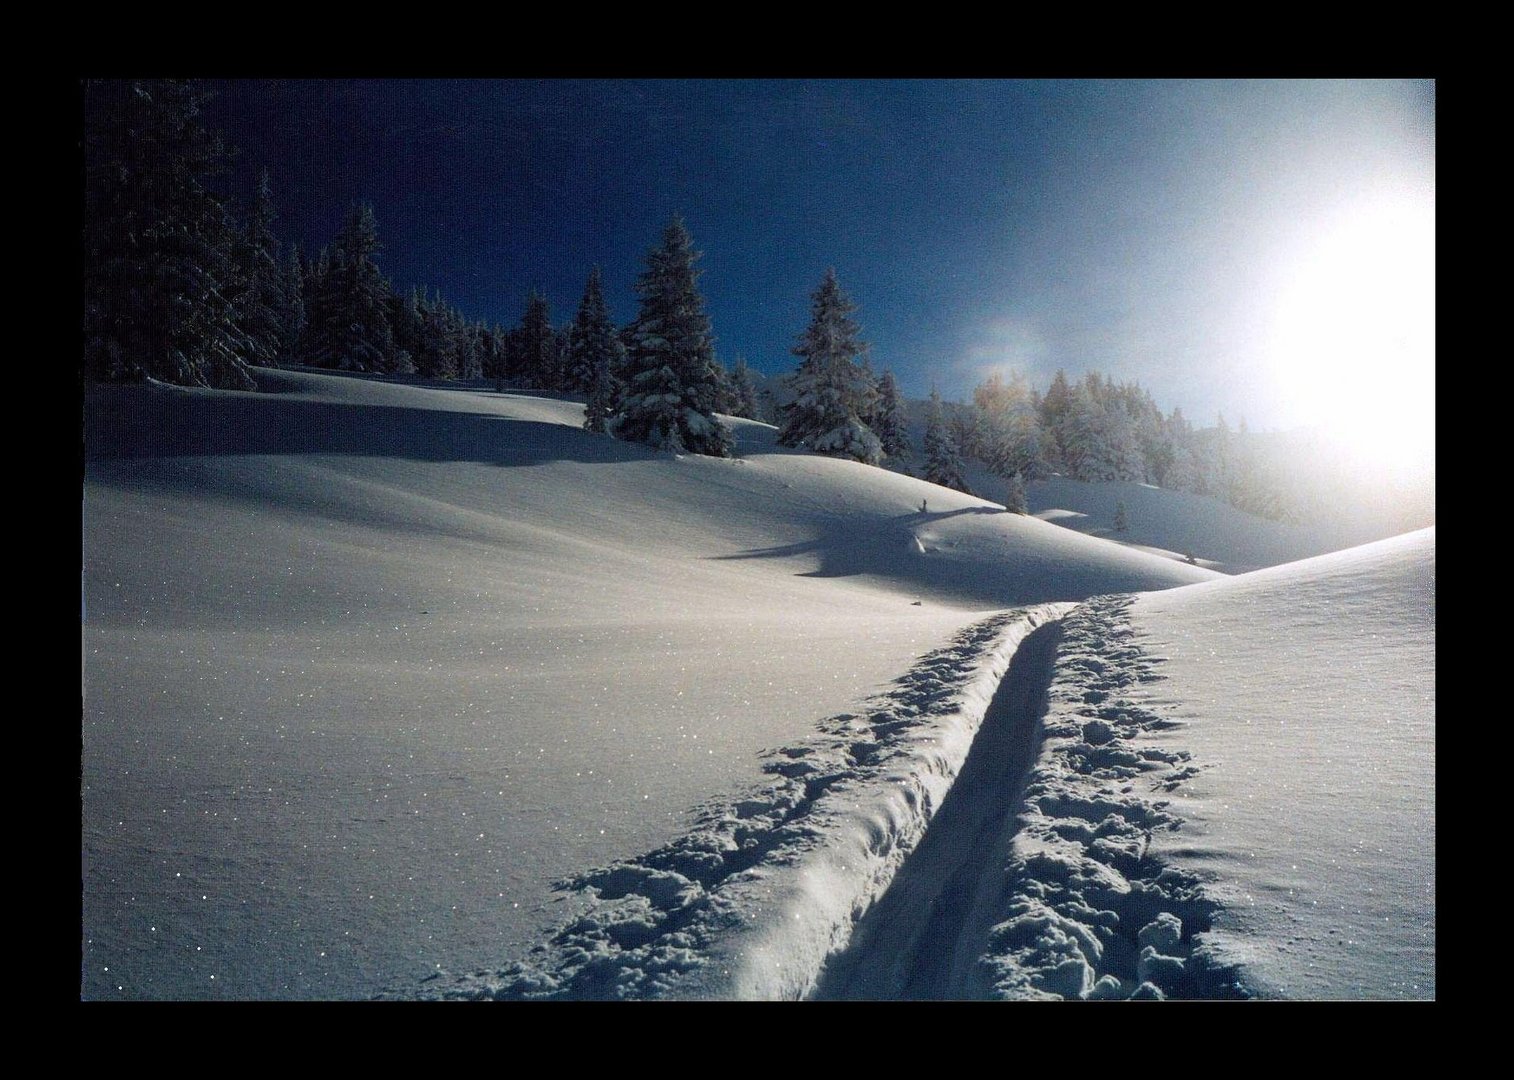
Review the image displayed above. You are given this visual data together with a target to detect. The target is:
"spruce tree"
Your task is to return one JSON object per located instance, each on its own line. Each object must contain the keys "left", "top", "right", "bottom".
{"left": 83, "top": 79, "right": 254, "bottom": 389}
{"left": 308, "top": 204, "right": 395, "bottom": 372}
{"left": 729, "top": 356, "right": 761, "bottom": 421}
{"left": 280, "top": 244, "right": 306, "bottom": 366}
{"left": 415, "top": 290, "right": 460, "bottom": 379}
{"left": 584, "top": 350, "right": 614, "bottom": 434}
{"left": 875, "top": 369, "right": 911, "bottom": 459}
{"left": 1005, "top": 471, "right": 1028, "bottom": 514}
{"left": 511, "top": 290, "right": 559, "bottom": 390}
{"left": 777, "top": 269, "right": 881, "bottom": 464}
{"left": 1040, "top": 369, "right": 1076, "bottom": 472}
{"left": 485, "top": 325, "right": 510, "bottom": 391}
{"left": 973, "top": 371, "right": 1043, "bottom": 479}
{"left": 234, "top": 169, "right": 287, "bottom": 369}
{"left": 614, "top": 217, "right": 732, "bottom": 456}
{"left": 566, "top": 267, "right": 624, "bottom": 397}
{"left": 923, "top": 388, "right": 971, "bottom": 494}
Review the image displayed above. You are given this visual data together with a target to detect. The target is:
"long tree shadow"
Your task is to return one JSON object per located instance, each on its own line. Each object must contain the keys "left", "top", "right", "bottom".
{"left": 85, "top": 385, "right": 641, "bottom": 469}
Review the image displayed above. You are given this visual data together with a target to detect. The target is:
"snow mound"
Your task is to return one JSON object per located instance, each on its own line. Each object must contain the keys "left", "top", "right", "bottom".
{"left": 1130, "top": 527, "right": 1435, "bottom": 998}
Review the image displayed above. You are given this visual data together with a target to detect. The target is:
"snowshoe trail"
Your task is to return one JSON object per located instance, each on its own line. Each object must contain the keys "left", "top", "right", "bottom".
{"left": 402, "top": 594, "right": 1245, "bottom": 1001}
{"left": 817, "top": 594, "right": 1246, "bottom": 1000}
{"left": 406, "top": 604, "right": 1068, "bottom": 1000}
{"left": 969, "top": 595, "right": 1247, "bottom": 999}
{"left": 812, "top": 617, "right": 1063, "bottom": 999}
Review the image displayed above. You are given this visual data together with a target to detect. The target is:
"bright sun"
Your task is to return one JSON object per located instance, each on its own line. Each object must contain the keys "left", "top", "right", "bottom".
{"left": 1267, "top": 192, "right": 1434, "bottom": 472}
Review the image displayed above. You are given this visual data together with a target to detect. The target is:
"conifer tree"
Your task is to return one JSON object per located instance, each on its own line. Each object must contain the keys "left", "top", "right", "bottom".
{"left": 874, "top": 369, "right": 911, "bottom": 459}
{"left": 511, "top": 290, "right": 559, "bottom": 390}
{"left": 387, "top": 287, "right": 423, "bottom": 374}
{"left": 777, "top": 269, "right": 881, "bottom": 464}
{"left": 415, "top": 290, "right": 460, "bottom": 379}
{"left": 234, "top": 169, "right": 287, "bottom": 369}
{"left": 729, "top": 357, "right": 761, "bottom": 421}
{"left": 83, "top": 79, "right": 254, "bottom": 389}
{"left": 280, "top": 244, "right": 306, "bottom": 366}
{"left": 1040, "top": 369, "right": 1076, "bottom": 472}
{"left": 584, "top": 350, "right": 614, "bottom": 434}
{"left": 1114, "top": 499, "right": 1130, "bottom": 533}
{"left": 566, "top": 267, "right": 624, "bottom": 397}
{"left": 923, "top": 388, "right": 971, "bottom": 494}
{"left": 614, "top": 217, "right": 732, "bottom": 456}
{"left": 484, "top": 324, "right": 509, "bottom": 391}
{"left": 308, "top": 203, "right": 395, "bottom": 371}
{"left": 973, "top": 371, "right": 1043, "bottom": 479}
{"left": 1005, "top": 471, "right": 1028, "bottom": 514}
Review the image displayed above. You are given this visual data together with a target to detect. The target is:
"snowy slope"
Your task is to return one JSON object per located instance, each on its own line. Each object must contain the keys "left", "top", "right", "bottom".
{"left": 784, "top": 527, "right": 1434, "bottom": 1001}
{"left": 82, "top": 368, "right": 1212, "bottom": 1000}
{"left": 1025, "top": 477, "right": 1370, "bottom": 574}
{"left": 1130, "top": 528, "right": 1435, "bottom": 998}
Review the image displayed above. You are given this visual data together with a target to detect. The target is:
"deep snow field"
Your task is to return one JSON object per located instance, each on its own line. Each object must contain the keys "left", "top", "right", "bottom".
{"left": 82, "top": 369, "right": 1208, "bottom": 1000}
{"left": 1132, "top": 529, "right": 1434, "bottom": 997}
{"left": 82, "top": 369, "right": 1432, "bottom": 1000}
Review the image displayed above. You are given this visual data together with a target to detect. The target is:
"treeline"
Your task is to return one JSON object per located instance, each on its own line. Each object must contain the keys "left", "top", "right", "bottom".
{"left": 82, "top": 80, "right": 772, "bottom": 424}
{"left": 761, "top": 269, "right": 1291, "bottom": 523}
{"left": 83, "top": 79, "right": 1289, "bottom": 521}
{"left": 926, "top": 369, "right": 1292, "bottom": 521}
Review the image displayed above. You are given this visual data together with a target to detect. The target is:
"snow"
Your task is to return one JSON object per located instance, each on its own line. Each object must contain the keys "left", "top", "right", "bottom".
{"left": 1129, "top": 528, "right": 1435, "bottom": 998}
{"left": 1026, "top": 477, "right": 1378, "bottom": 574}
{"left": 82, "top": 367, "right": 1210, "bottom": 1000}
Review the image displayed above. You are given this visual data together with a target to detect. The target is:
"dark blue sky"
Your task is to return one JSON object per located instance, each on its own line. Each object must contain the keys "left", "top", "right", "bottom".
{"left": 203, "top": 79, "right": 1435, "bottom": 435}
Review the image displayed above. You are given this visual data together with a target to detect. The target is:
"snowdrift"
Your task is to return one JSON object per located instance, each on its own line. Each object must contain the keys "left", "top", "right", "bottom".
{"left": 82, "top": 368, "right": 1211, "bottom": 999}
{"left": 1131, "top": 527, "right": 1434, "bottom": 998}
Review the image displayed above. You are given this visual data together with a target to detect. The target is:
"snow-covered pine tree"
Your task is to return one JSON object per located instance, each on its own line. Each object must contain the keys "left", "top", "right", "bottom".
{"left": 233, "top": 169, "right": 288, "bottom": 369}
{"left": 280, "top": 243, "right": 306, "bottom": 366}
{"left": 1039, "top": 369, "right": 1075, "bottom": 473}
{"left": 923, "top": 388, "right": 971, "bottom": 493}
{"left": 973, "top": 371, "right": 1043, "bottom": 479}
{"left": 566, "top": 267, "right": 624, "bottom": 397}
{"left": 584, "top": 347, "right": 614, "bottom": 434}
{"left": 413, "top": 290, "right": 460, "bottom": 379}
{"left": 874, "top": 369, "right": 911, "bottom": 459}
{"left": 83, "top": 79, "right": 255, "bottom": 389}
{"left": 459, "top": 320, "right": 485, "bottom": 380}
{"left": 1005, "top": 470, "right": 1028, "bottom": 514}
{"left": 947, "top": 401, "right": 982, "bottom": 465}
{"left": 729, "top": 356, "right": 761, "bottom": 421}
{"left": 510, "top": 290, "right": 560, "bottom": 391}
{"left": 614, "top": 217, "right": 733, "bottom": 456}
{"left": 308, "top": 203, "right": 395, "bottom": 372}
{"left": 777, "top": 269, "right": 881, "bottom": 464}
{"left": 1114, "top": 499, "right": 1129, "bottom": 533}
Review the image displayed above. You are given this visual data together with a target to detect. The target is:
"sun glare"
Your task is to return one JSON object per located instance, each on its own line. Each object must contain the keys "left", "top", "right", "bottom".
{"left": 1267, "top": 192, "right": 1434, "bottom": 472}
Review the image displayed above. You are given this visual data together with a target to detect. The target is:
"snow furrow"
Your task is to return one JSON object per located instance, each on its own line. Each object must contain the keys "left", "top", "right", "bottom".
{"left": 408, "top": 604, "right": 1070, "bottom": 1000}
{"left": 811, "top": 617, "right": 1064, "bottom": 999}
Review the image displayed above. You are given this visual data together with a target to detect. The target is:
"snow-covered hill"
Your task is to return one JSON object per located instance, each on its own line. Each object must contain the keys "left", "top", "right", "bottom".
{"left": 1024, "top": 477, "right": 1378, "bottom": 574}
{"left": 82, "top": 368, "right": 1212, "bottom": 1000}
{"left": 1131, "top": 528, "right": 1434, "bottom": 998}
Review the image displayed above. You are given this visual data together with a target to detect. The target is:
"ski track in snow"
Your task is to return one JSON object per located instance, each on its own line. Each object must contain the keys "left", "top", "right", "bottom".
{"left": 971, "top": 594, "right": 1248, "bottom": 1000}
{"left": 406, "top": 605, "right": 1069, "bottom": 1001}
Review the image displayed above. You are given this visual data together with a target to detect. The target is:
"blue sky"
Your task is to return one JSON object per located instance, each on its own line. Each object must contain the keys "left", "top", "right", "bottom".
{"left": 204, "top": 79, "right": 1435, "bottom": 439}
